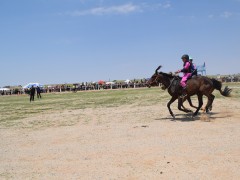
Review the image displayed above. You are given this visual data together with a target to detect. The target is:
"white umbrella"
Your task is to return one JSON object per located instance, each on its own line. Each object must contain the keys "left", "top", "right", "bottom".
{"left": 23, "top": 83, "right": 44, "bottom": 89}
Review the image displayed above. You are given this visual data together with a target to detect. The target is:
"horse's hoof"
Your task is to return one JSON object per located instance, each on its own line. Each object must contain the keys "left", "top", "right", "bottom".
{"left": 209, "top": 106, "right": 212, "bottom": 111}
{"left": 192, "top": 113, "right": 197, "bottom": 118}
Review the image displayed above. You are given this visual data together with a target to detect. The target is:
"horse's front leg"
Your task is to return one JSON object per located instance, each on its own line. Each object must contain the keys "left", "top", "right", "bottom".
{"left": 181, "top": 98, "right": 193, "bottom": 113}
{"left": 178, "top": 97, "right": 192, "bottom": 113}
{"left": 187, "top": 97, "right": 198, "bottom": 109}
{"left": 167, "top": 96, "right": 177, "bottom": 119}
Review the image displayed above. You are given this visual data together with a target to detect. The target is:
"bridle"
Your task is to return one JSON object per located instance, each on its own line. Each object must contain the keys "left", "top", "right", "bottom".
{"left": 154, "top": 74, "right": 179, "bottom": 91}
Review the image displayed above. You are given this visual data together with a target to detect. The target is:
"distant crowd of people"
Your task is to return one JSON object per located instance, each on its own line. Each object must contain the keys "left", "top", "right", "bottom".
{"left": 220, "top": 76, "right": 240, "bottom": 82}
{"left": 0, "top": 79, "right": 149, "bottom": 96}
{"left": 0, "top": 76, "right": 240, "bottom": 97}
{"left": 43, "top": 79, "right": 149, "bottom": 93}
{"left": 0, "top": 89, "right": 22, "bottom": 96}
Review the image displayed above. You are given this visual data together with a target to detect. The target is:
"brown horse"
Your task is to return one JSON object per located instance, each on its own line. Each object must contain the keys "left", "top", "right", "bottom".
{"left": 147, "top": 67, "right": 198, "bottom": 118}
{"left": 148, "top": 66, "right": 232, "bottom": 118}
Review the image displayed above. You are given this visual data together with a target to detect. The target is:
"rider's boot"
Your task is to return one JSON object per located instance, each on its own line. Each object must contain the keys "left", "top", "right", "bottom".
{"left": 180, "top": 86, "right": 187, "bottom": 99}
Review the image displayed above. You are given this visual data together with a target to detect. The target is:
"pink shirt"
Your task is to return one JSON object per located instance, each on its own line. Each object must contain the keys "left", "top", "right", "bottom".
{"left": 178, "top": 61, "right": 191, "bottom": 74}
{"left": 184, "top": 62, "right": 191, "bottom": 70}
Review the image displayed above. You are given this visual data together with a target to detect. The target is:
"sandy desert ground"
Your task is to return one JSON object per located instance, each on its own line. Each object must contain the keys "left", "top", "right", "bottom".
{"left": 0, "top": 88, "right": 240, "bottom": 179}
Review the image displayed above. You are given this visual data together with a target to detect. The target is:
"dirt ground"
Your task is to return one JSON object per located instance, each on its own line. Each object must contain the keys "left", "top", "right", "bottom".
{"left": 0, "top": 98, "right": 240, "bottom": 179}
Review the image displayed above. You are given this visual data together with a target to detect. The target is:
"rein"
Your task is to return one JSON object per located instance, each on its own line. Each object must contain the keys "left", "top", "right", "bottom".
{"left": 155, "top": 75, "right": 178, "bottom": 91}
{"left": 165, "top": 77, "right": 176, "bottom": 90}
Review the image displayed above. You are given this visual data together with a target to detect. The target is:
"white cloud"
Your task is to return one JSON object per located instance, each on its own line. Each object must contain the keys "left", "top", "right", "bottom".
{"left": 61, "top": 1, "right": 172, "bottom": 16}
{"left": 162, "top": 2, "right": 171, "bottom": 9}
{"left": 207, "top": 11, "right": 240, "bottom": 19}
{"left": 221, "top": 11, "right": 233, "bottom": 18}
{"left": 143, "top": 2, "right": 171, "bottom": 10}
{"left": 67, "top": 3, "right": 141, "bottom": 16}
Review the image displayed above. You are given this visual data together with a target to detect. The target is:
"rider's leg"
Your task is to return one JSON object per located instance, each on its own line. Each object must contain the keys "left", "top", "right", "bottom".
{"left": 180, "top": 74, "right": 191, "bottom": 98}
{"left": 180, "top": 77, "right": 187, "bottom": 98}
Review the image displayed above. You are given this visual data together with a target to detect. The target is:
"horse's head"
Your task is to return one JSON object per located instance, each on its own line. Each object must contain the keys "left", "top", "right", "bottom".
{"left": 147, "top": 66, "right": 162, "bottom": 88}
{"left": 147, "top": 66, "right": 174, "bottom": 90}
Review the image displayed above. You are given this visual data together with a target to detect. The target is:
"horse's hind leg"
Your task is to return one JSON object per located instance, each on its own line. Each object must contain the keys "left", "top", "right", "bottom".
{"left": 205, "top": 94, "right": 215, "bottom": 113}
{"left": 209, "top": 94, "right": 215, "bottom": 111}
{"left": 193, "top": 94, "right": 203, "bottom": 117}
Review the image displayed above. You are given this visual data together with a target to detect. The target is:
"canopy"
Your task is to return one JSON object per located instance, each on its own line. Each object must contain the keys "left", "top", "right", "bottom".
{"left": 106, "top": 82, "right": 115, "bottom": 85}
{"left": 0, "top": 88, "right": 10, "bottom": 91}
{"left": 23, "top": 83, "right": 44, "bottom": 89}
{"left": 124, "top": 79, "right": 131, "bottom": 84}
{"left": 98, "top": 80, "right": 105, "bottom": 85}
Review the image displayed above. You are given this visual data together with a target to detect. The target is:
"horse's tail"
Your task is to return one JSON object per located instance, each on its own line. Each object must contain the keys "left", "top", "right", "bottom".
{"left": 211, "top": 78, "right": 232, "bottom": 97}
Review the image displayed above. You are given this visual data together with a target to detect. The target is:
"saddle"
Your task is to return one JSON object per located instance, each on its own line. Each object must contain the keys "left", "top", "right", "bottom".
{"left": 170, "top": 78, "right": 182, "bottom": 94}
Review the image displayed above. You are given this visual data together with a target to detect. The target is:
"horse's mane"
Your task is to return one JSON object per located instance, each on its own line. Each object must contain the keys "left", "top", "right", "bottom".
{"left": 155, "top": 66, "right": 180, "bottom": 79}
{"left": 159, "top": 72, "right": 178, "bottom": 78}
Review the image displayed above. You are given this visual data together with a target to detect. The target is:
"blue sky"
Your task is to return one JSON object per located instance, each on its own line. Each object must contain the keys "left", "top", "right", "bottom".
{"left": 0, "top": 0, "right": 239, "bottom": 86}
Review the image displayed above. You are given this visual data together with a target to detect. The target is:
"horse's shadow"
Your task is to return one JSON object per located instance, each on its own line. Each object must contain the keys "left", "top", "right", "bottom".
{"left": 155, "top": 114, "right": 195, "bottom": 122}
{"left": 155, "top": 112, "right": 230, "bottom": 122}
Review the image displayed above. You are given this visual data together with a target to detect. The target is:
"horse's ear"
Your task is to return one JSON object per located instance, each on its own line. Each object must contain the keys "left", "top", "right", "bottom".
{"left": 155, "top": 65, "right": 162, "bottom": 74}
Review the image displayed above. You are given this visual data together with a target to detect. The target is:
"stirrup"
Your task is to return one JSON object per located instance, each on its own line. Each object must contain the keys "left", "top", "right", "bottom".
{"left": 180, "top": 94, "right": 187, "bottom": 99}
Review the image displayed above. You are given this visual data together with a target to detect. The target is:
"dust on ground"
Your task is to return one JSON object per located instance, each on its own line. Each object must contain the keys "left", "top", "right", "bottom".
{"left": 0, "top": 99, "right": 240, "bottom": 179}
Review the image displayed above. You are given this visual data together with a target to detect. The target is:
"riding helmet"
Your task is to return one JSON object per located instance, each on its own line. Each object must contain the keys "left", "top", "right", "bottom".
{"left": 181, "top": 54, "right": 189, "bottom": 60}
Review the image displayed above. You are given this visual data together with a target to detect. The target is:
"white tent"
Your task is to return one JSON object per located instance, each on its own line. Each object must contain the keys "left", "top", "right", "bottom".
{"left": 22, "top": 83, "right": 44, "bottom": 89}
{"left": 0, "top": 88, "right": 10, "bottom": 91}
{"left": 106, "top": 82, "right": 115, "bottom": 85}
{"left": 124, "top": 79, "right": 131, "bottom": 84}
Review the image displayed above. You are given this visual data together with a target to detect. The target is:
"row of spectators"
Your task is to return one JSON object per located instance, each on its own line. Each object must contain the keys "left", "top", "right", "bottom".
{"left": 0, "top": 79, "right": 149, "bottom": 95}
{"left": 43, "top": 79, "right": 149, "bottom": 93}
{"left": 1, "top": 75, "right": 240, "bottom": 96}
{"left": 0, "top": 89, "right": 22, "bottom": 96}
{"left": 218, "top": 75, "right": 240, "bottom": 82}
